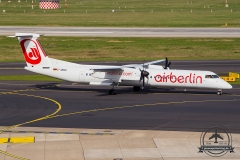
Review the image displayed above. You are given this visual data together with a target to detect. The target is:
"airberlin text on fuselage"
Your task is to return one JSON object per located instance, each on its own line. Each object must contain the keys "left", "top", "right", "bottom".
{"left": 155, "top": 72, "right": 202, "bottom": 84}
{"left": 105, "top": 71, "right": 132, "bottom": 76}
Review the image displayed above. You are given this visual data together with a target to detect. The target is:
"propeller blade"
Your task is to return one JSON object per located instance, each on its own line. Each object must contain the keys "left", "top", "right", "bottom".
{"left": 167, "top": 62, "right": 171, "bottom": 68}
{"left": 139, "top": 76, "right": 143, "bottom": 82}
{"left": 139, "top": 61, "right": 149, "bottom": 89}
{"left": 142, "top": 76, "right": 145, "bottom": 89}
{"left": 142, "top": 71, "right": 149, "bottom": 77}
{"left": 164, "top": 57, "right": 168, "bottom": 69}
{"left": 164, "top": 57, "right": 172, "bottom": 69}
{"left": 143, "top": 60, "right": 145, "bottom": 70}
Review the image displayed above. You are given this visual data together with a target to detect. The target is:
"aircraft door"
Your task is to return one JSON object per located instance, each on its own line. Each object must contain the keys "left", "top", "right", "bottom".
{"left": 79, "top": 71, "right": 85, "bottom": 82}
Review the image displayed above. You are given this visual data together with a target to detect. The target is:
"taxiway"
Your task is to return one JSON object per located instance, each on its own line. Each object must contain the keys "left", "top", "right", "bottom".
{"left": 0, "top": 81, "right": 239, "bottom": 133}
{"left": 1, "top": 26, "right": 240, "bottom": 37}
{"left": 0, "top": 61, "right": 240, "bottom": 160}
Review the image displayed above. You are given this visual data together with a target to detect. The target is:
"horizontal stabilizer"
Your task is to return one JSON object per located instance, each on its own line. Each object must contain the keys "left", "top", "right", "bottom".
{"left": 8, "top": 33, "right": 43, "bottom": 38}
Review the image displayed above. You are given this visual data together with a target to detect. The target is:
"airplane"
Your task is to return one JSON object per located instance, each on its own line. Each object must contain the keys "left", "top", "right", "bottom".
{"left": 209, "top": 129, "right": 223, "bottom": 143}
{"left": 9, "top": 33, "right": 232, "bottom": 95}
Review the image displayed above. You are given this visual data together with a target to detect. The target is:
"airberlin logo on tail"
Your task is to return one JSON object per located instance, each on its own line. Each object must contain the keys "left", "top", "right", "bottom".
{"left": 20, "top": 39, "right": 41, "bottom": 65}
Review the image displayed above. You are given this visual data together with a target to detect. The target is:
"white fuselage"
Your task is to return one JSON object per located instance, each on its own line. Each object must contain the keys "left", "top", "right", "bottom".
{"left": 25, "top": 58, "right": 232, "bottom": 90}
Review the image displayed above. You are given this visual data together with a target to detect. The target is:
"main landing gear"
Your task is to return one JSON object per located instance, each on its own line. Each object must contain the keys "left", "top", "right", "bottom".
{"left": 109, "top": 89, "right": 116, "bottom": 95}
{"left": 217, "top": 89, "right": 223, "bottom": 95}
{"left": 109, "top": 82, "right": 117, "bottom": 95}
{"left": 109, "top": 85, "right": 141, "bottom": 95}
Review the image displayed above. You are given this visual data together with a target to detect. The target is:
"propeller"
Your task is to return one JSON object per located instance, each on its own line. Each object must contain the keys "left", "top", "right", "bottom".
{"left": 164, "top": 57, "right": 171, "bottom": 69}
{"left": 139, "top": 61, "right": 149, "bottom": 89}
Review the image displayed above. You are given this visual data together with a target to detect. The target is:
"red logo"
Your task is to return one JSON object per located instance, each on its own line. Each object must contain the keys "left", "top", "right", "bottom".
{"left": 20, "top": 39, "right": 41, "bottom": 65}
{"left": 154, "top": 72, "right": 202, "bottom": 84}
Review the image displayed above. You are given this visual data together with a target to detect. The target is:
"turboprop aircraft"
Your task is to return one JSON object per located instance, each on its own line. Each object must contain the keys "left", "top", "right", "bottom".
{"left": 9, "top": 33, "right": 232, "bottom": 95}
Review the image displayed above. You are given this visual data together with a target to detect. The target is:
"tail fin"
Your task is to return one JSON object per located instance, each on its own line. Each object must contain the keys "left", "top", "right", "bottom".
{"left": 10, "top": 33, "right": 51, "bottom": 67}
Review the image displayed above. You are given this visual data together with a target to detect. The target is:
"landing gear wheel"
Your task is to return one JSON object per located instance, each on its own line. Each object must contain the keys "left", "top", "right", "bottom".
{"left": 217, "top": 91, "right": 222, "bottom": 95}
{"left": 217, "top": 89, "right": 222, "bottom": 95}
{"left": 133, "top": 86, "right": 141, "bottom": 92}
{"left": 109, "top": 89, "right": 116, "bottom": 95}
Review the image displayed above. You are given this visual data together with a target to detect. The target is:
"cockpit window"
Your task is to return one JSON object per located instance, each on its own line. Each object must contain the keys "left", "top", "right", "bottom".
{"left": 212, "top": 75, "right": 219, "bottom": 78}
{"left": 205, "top": 75, "right": 219, "bottom": 78}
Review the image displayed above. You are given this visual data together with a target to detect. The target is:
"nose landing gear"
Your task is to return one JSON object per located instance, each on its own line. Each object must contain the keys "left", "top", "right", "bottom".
{"left": 217, "top": 89, "right": 222, "bottom": 95}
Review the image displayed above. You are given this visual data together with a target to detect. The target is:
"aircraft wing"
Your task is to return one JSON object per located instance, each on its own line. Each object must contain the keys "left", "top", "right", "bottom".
{"left": 145, "top": 59, "right": 166, "bottom": 65}
{"left": 90, "top": 66, "right": 140, "bottom": 83}
{"left": 90, "top": 67, "right": 123, "bottom": 72}
{"left": 90, "top": 59, "right": 165, "bottom": 71}
{"left": 123, "top": 59, "right": 165, "bottom": 68}
{"left": 90, "top": 66, "right": 135, "bottom": 72}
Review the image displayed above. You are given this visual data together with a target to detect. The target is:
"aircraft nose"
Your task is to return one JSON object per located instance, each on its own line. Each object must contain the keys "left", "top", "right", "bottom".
{"left": 226, "top": 82, "right": 232, "bottom": 89}
{"left": 223, "top": 81, "right": 232, "bottom": 89}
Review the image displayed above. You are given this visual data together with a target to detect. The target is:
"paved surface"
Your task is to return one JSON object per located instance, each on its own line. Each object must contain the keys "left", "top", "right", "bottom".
{"left": 0, "top": 81, "right": 240, "bottom": 159}
{"left": 2, "top": 26, "right": 240, "bottom": 37}
{"left": 0, "top": 60, "right": 240, "bottom": 75}
{"left": 0, "top": 61, "right": 240, "bottom": 159}
{"left": 0, "top": 81, "right": 239, "bottom": 133}
{"left": 0, "top": 127, "right": 240, "bottom": 160}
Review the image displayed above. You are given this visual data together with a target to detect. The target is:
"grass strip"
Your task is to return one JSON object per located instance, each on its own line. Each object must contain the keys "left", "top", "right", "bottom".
{"left": 230, "top": 78, "right": 240, "bottom": 85}
{"left": 0, "top": 0, "right": 240, "bottom": 27}
{"left": 1, "top": 36, "right": 240, "bottom": 62}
